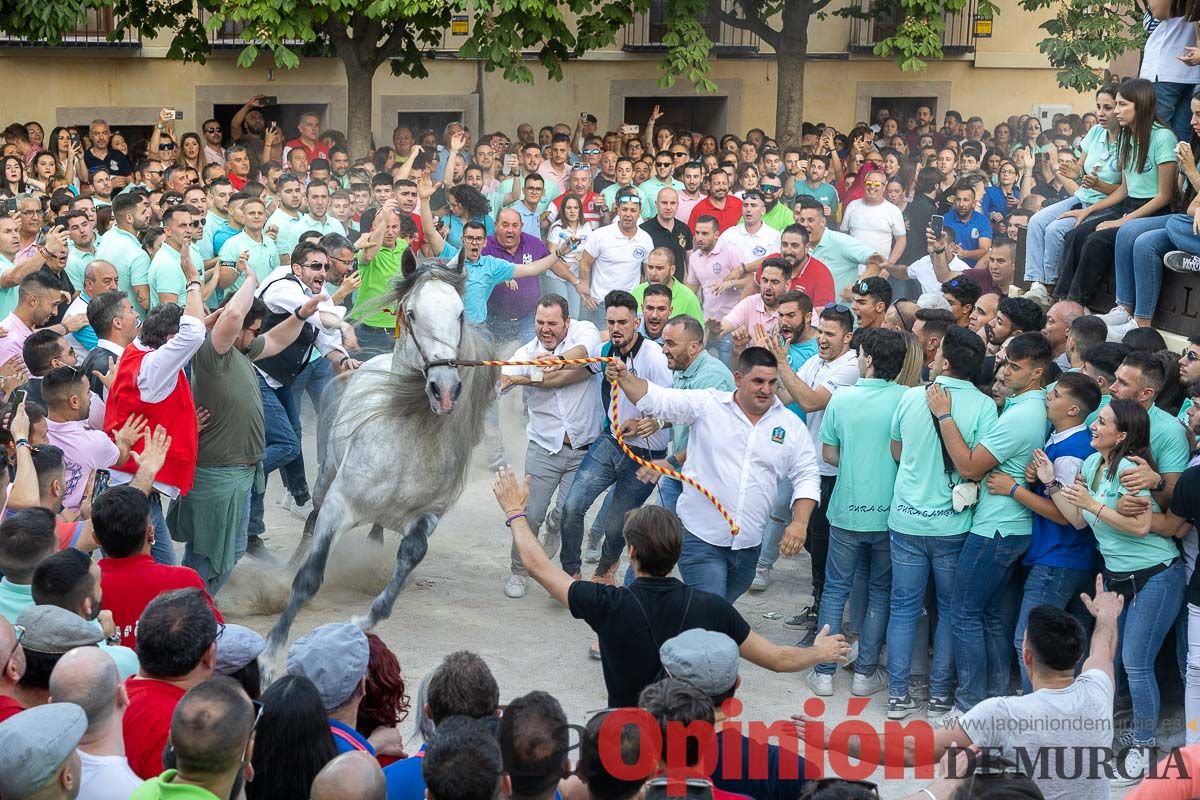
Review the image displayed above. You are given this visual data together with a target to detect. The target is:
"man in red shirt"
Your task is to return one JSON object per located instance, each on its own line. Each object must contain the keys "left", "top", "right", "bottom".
{"left": 743, "top": 224, "right": 836, "bottom": 309}
{"left": 688, "top": 169, "right": 742, "bottom": 234}
{"left": 122, "top": 587, "right": 217, "bottom": 779}
{"left": 0, "top": 616, "right": 25, "bottom": 724}
{"left": 94, "top": 487, "right": 221, "bottom": 650}
{"left": 284, "top": 112, "right": 330, "bottom": 164}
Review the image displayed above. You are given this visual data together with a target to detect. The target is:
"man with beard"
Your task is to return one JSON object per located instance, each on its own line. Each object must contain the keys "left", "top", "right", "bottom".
{"left": 719, "top": 257, "right": 790, "bottom": 347}
{"left": 688, "top": 169, "right": 743, "bottom": 233}
{"left": 636, "top": 284, "right": 672, "bottom": 345}
{"left": 685, "top": 216, "right": 742, "bottom": 368}
{"left": 633, "top": 248, "right": 702, "bottom": 326}
{"left": 793, "top": 197, "right": 883, "bottom": 300}
{"left": 727, "top": 224, "right": 835, "bottom": 310}
{"left": 761, "top": 174, "right": 792, "bottom": 231}
{"left": 266, "top": 173, "right": 305, "bottom": 263}
{"left": 230, "top": 95, "right": 282, "bottom": 164}
{"left": 497, "top": 294, "right": 602, "bottom": 599}
{"left": 169, "top": 267, "right": 321, "bottom": 593}
{"left": 638, "top": 315, "right": 733, "bottom": 518}
{"left": 766, "top": 303, "right": 858, "bottom": 639}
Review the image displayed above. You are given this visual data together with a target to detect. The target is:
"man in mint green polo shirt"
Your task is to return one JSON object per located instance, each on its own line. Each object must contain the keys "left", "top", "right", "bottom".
{"left": 927, "top": 332, "right": 1051, "bottom": 714}
{"left": 638, "top": 155, "right": 684, "bottom": 211}
{"left": 632, "top": 248, "right": 703, "bottom": 325}
{"left": 267, "top": 174, "right": 305, "bottom": 263}
{"left": 297, "top": 183, "right": 346, "bottom": 238}
{"left": 218, "top": 197, "right": 280, "bottom": 292}
{"left": 148, "top": 206, "right": 207, "bottom": 308}
{"left": 886, "top": 325, "right": 997, "bottom": 718}
{"left": 1109, "top": 351, "right": 1190, "bottom": 505}
{"left": 95, "top": 192, "right": 153, "bottom": 318}
{"left": 64, "top": 211, "right": 97, "bottom": 290}
{"left": 810, "top": 327, "right": 908, "bottom": 697}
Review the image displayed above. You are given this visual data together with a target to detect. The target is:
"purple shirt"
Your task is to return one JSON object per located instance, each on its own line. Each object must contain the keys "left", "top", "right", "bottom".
{"left": 482, "top": 234, "right": 549, "bottom": 320}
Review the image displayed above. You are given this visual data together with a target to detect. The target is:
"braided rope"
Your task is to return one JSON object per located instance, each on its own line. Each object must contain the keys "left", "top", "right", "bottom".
{"left": 476, "top": 356, "right": 739, "bottom": 535}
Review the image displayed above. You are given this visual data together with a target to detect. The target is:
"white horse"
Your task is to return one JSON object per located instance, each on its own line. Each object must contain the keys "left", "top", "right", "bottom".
{"left": 264, "top": 259, "right": 495, "bottom": 660}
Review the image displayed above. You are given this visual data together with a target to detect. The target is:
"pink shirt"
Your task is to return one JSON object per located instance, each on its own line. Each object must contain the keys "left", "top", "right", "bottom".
{"left": 676, "top": 192, "right": 706, "bottom": 227}
{"left": 686, "top": 245, "right": 744, "bottom": 320}
{"left": 45, "top": 418, "right": 120, "bottom": 511}
{"left": 0, "top": 312, "right": 33, "bottom": 367}
{"left": 721, "top": 294, "right": 780, "bottom": 336}
{"left": 537, "top": 160, "right": 570, "bottom": 194}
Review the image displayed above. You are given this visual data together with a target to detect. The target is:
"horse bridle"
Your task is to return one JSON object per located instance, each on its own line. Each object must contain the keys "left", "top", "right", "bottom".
{"left": 392, "top": 303, "right": 470, "bottom": 374}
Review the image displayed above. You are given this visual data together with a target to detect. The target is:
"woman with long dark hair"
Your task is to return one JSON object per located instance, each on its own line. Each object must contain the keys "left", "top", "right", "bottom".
{"left": 1, "top": 155, "right": 28, "bottom": 195}
{"left": 1045, "top": 397, "right": 1182, "bottom": 783}
{"left": 1024, "top": 84, "right": 1122, "bottom": 301}
{"left": 1051, "top": 78, "right": 1178, "bottom": 309}
{"left": 246, "top": 674, "right": 338, "bottom": 800}
{"left": 47, "top": 126, "right": 84, "bottom": 192}
{"left": 444, "top": 184, "right": 494, "bottom": 249}
{"left": 356, "top": 633, "right": 411, "bottom": 768}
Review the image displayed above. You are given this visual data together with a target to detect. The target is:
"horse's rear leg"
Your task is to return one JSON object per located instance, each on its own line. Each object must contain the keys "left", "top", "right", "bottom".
{"left": 265, "top": 495, "right": 354, "bottom": 662}
{"left": 352, "top": 512, "right": 438, "bottom": 631}
{"left": 288, "top": 509, "right": 320, "bottom": 568}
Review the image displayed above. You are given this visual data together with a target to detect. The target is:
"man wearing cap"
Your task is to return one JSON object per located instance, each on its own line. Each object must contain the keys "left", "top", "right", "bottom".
{"left": 659, "top": 630, "right": 807, "bottom": 800}
{"left": 0, "top": 702, "right": 87, "bottom": 800}
{"left": 286, "top": 622, "right": 406, "bottom": 769}
{"left": 13, "top": 604, "right": 104, "bottom": 708}
{"left": 0, "top": 615, "right": 26, "bottom": 723}
{"left": 48, "top": 647, "right": 141, "bottom": 799}
{"left": 131, "top": 676, "right": 256, "bottom": 800}
{"left": 212, "top": 623, "right": 265, "bottom": 685}
{"left": 578, "top": 189, "right": 655, "bottom": 324}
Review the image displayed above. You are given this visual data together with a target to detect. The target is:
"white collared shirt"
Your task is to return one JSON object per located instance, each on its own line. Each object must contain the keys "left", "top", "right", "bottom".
{"left": 502, "top": 321, "right": 603, "bottom": 454}
{"left": 1046, "top": 422, "right": 1089, "bottom": 486}
{"left": 796, "top": 349, "right": 860, "bottom": 476}
{"left": 582, "top": 222, "right": 655, "bottom": 300}
{"left": 255, "top": 266, "right": 348, "bottom": 389}
{"left": 716, "top": 222, "right": 782, "bottom": 264}
{"left": 635, "top": 384, "right": 821, "bottom": 549}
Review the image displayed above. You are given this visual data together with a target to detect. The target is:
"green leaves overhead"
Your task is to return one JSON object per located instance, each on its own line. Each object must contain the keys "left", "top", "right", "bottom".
{"left": 1019, "top": 0, "right": 1146, "bottom": 91}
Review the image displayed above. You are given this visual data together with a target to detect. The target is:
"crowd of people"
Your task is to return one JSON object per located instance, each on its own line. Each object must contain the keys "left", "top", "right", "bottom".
{"left": 4, "top": 5, "right": 1200, "bottom": 793}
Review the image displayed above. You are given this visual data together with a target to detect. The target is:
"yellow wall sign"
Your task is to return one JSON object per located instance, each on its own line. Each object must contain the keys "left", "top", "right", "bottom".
{"left": 974, "top": 16, "right": 993, "bottom": 37}
{"left": 451, "top": 15, "right": 469, "bottom": 35}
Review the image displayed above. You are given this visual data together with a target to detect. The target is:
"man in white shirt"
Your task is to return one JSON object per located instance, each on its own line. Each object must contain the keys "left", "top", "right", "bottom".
{"left": 889, "top": 227, "right": 969, "bottom": 294}
{"left": 608, "top": 344, "right": 821, "bottom": 603}
{"left": 578, "top": 189, "right": 655, "bottom": 325}
{"left": 498, "top": 295, "right": 602, "bottom": 599}
{"left": 47, "top": 647, "right": 141, "bottom": 800}
{"left": 248, "top": 241, "right": 361, "bottom": 542}
{"left": 716, "top": 190, "right": 781, "bottom": 266}
{"left": 558, "top": 291, "right": 672, "bottom": 587}
{"left": 768, "top": 303, "right": 859, "bottom": 640}
{"left": 840, "top": 173, "right": 906, "bottom": 266}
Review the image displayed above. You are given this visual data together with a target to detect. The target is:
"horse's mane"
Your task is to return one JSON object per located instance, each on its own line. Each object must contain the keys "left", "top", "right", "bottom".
{"left": 323, "top": 257, "right": 496, "bottom": 505}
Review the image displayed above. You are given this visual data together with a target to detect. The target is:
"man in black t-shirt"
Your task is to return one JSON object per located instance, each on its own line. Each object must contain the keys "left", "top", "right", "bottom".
{"left": 492, "top": 466, "right": 850, "bottom": 708}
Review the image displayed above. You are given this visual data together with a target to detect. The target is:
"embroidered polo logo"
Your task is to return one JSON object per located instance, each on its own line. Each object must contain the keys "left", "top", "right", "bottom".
{"left": 771, "top": 426, "right": 785, "bottom": 444}
{"left": 632, "top": 247, "right": 647, "bottom": 259}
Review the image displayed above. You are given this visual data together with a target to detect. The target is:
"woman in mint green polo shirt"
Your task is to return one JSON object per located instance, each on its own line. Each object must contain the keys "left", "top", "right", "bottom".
{"left": 1053, "top": 77, "right": 1178, "bottom": 311}
{"left": 1049, "top": 398, "right": 1182, "bottom": 752}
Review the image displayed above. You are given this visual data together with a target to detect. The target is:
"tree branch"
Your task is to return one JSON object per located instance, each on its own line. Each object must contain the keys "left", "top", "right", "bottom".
{"left": 713, "top": 3, "right": 780, "bottom": 48}
{"left": 378, "top": 21, "right": 412, "bottom": 60}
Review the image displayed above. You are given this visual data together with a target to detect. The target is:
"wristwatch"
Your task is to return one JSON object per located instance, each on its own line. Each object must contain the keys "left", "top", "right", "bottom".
{"left": 1153, "top": 475, "right": 1168, "bottom": 493}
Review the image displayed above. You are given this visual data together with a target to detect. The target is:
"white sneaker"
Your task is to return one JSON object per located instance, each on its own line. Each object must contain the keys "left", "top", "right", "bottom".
{"left": 1025, "top": 281, "right": 1051, "bottom": 299}
{"left": 803, "top": 668, "right": 834, "bottom": 697}
{"left": 749, "top": 567, "right": 772, "bottom": 592}
{"left": 851, "top": 668, "right": 887, "bottom": 697}
{"left": 1106, "top": 318, "right": 1140, "bottom": 343}
{"left": 583, "top": 533, "right": 603, "bottom": 563}
{"left": 290, "top": 498, "right": 313, "bottom": 521}
{"left": 504, "top": 574, "right": 527, "bottom": 599}
{"left": 1112, "top": 745, "right": 1152, "bottom": 787}
{"left": 1098, "top": 305, "right": 1131, "bottom": 326}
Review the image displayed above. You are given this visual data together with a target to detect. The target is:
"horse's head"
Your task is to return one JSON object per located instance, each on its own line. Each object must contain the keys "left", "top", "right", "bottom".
{"left": 397, "top": 261, "right": 466, "bottom": 415}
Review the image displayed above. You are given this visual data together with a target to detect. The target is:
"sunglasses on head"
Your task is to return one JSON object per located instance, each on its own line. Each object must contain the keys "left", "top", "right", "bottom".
{"left": 824, "top": 302, "right": 850, "bottom": 313}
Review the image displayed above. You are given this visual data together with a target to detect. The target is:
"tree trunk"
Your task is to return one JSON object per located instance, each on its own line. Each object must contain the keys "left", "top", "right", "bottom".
{"left": 341, "top": 55, "right": 377, "bottom": 157}
{"left": 774, "top": 5, "right": 811, "bottom": 144}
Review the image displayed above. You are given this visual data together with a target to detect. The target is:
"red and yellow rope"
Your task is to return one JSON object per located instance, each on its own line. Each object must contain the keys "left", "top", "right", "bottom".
{"left": 466, "top": 356, "right": 739, "bottom": 536}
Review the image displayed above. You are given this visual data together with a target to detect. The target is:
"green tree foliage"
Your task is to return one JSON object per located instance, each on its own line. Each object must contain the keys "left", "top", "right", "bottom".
{"left": 1018, "top": 0, "right": 1147, "bottom": 91}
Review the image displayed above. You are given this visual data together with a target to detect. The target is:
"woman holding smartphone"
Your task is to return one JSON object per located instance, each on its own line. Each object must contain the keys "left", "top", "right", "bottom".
{"left": 545, "top": 194, "right": 594, "bottom": 319}
{"left": 1041, "top": 397, "right": 1182, "bottom": 782}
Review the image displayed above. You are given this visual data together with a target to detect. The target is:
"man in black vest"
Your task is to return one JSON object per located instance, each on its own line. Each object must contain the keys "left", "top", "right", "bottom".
{"left": 246, "top": 241, "right": 361, "bottom": 559}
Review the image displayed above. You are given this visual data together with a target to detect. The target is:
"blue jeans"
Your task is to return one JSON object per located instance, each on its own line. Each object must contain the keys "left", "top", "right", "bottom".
{"left": 284, "top": 358, "right": 333, "bottom": 499}
{"left": 886, "top": 531, "right": 967, "bottom": 699}
{"left": 678, "top": 530, "right": 762, "bottom": 603}
{"left": 248, "top": 375, "right": 302, "bottom": 537}
{"left": 817, "top": 527, "right": 890, "bottom": 676}
{"left": 1025, "top": 196, "right": 1084, "bottom": 284}
{"left": 757, "top": 480, "right": 792, "bottom": 571}
{"left": 1112, "top": 558, "right": 1185, "bottom": 744}
{"left": 705, "top": 332, "right": 733, "bottom": 370}
{"left": 559, "top": 436, "right": 664, "bottom": 576}
{"left": 1114, "top": 215, "right": 1171, "bottom": 320}
{"left": 148, "top": 493, "right": 175, "bottom": 565}
{"left": 1155, "top": 81, "right": 1198, "bottom": 145}
{"left": 1013, "top": 563, "right": 1094, "bottom": 692}
{"left": 183, "top": 485, "right": 252, "bottom": 595}
{"left": 355, "top": 325, "right": 395, "bottom": 360}
{"left": 953, "top": 531, "right": 1030, "bottom": 711}
{"left": 1167, "top": 211, "right": 1200, "bottom": 256}
{"left": 486, "top": 314, "right": 535, "bottom": 350}
{"left": 539, "top": 273, "right": 580, "bottom": 320}
{"left": 658, "top": 476, "right": 683, "bottom": 515}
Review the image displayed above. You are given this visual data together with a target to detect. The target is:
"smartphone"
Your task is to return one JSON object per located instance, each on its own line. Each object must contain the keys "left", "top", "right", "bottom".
{"left": 580, "top": 112, "right": 589, "bottom": 121}
{"left": 8, "top": 389, "right": 26, "bottom": 415}
{"left": 260, "top": 96, "right": 278, "bottom": 106}
{"left": 34, "top": 225, "right": 49, "bottom": 247}
{"left": 930, "top": 214, "right": 944, "bottom": 238}
{"left": 168, "top": 109, "right": 183, "bottom": 121}
{"left": 621, "top": 124, "right": 640, "bottom": 135}
{"left": 4, "top": 198, "right": 15, "bottom": 214}
{"left": 68, "top": 131, "right": 79, "bottom": 143}
{"left": 92, "top": 469, "right": 111, "bottom": 504}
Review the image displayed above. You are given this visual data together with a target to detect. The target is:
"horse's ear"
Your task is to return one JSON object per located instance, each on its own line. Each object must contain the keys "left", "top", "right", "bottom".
{"left": 401, "top": 247, "right": 418, "bottom": 278}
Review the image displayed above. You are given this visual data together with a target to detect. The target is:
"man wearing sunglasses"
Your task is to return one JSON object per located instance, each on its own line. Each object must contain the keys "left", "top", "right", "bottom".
{"left": 639, "top": 155, "right": 684, "bottom": 214}
{"left": 201, "top": 118, "right": 225, "bottom": 166}
{"left": 840, "top": 170, "right": 907, "bottom": 270}
{"left": 1176, "top": 335, "right": 1200, "bottom": 424}
{"left": 760, "top": 177, "right": 792, "bottom": 232}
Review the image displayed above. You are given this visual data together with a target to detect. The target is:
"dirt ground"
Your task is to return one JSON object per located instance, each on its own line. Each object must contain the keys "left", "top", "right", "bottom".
{"left": 212, "top": 392, "right": 1135, "bottom": 797}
